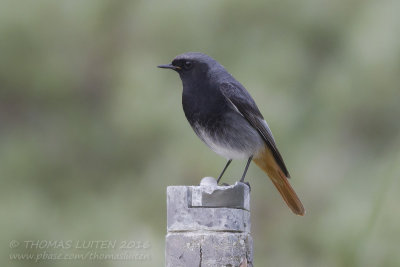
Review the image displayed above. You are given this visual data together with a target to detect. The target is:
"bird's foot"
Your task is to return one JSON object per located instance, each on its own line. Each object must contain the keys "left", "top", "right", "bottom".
{"left": 241, "top": 181, "right": 251, "bottom": 191}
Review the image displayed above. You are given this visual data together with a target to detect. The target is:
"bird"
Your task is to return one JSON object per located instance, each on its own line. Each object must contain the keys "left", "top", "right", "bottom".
{"left": 158, "top": 52, "right": 305, "bottom": 216}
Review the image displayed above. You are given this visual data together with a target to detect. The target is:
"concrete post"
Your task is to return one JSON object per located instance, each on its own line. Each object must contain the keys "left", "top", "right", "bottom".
{"left": 166, "top": 177, "right": 253, "bottom": 267}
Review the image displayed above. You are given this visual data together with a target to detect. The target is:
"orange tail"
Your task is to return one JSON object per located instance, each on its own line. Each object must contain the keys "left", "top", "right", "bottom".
{"left": 253, "top": 146, "right": 305, "bottom": 216}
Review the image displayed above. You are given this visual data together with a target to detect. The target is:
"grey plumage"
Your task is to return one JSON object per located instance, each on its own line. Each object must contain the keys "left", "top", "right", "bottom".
{"left": 158, "top": 52, "right": 304, "bottom": 215}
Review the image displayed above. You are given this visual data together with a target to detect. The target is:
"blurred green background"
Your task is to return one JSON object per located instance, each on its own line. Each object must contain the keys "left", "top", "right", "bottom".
{"left": 1, "top": 1, "right": 400, "bottom": 266}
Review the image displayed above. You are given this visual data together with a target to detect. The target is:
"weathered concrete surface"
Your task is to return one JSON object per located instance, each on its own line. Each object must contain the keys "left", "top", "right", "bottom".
{"left": 166, "top": 233, "right": 253, "bottom": 267}
{"left": 166, "top": 177, "right": 253, "bottom": 267}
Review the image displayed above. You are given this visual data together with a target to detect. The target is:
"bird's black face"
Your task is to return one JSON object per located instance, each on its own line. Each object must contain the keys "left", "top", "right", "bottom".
{"left": 172, "top": 59, "right": 195, "bottom": 72}
{"left": 158, "top": 52, "right": 218, "bottom": 86}
{"left": 158, "top": 59, "right": 196, "bottom": 73}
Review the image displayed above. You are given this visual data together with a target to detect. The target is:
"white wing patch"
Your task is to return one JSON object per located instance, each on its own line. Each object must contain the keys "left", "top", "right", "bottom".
{"left": 260, "top": 119, "right": 275, "bottom": 141}
{"left": 225, "top": 97, "right": 244, "bottom": 117}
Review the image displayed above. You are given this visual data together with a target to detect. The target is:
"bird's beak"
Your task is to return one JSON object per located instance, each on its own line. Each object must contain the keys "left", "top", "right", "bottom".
{"left": 157, "top": 64, "right": 181, "bottom": 71}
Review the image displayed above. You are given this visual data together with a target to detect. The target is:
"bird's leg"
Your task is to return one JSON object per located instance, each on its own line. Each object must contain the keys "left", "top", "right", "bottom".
{"left": 217, "top": 159, "right": 232, "bottom": 184}
{"left": 240, "top": 155, "right": 253, "bottom": 183}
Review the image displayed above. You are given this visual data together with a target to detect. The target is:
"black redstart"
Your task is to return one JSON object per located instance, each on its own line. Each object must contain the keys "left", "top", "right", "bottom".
{"left": 158, "top": 52, "right": 305, "bottom": 215}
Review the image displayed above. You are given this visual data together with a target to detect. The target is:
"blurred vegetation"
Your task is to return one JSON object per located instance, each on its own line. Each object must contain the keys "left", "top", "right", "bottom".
{"left": 1, "top": 0, "right": 399, "bottom": 266}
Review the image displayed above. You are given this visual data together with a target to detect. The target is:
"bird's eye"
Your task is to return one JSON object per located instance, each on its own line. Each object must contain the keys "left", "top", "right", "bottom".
{"left": 183, "top": 61, "right": 192, "bottom": 70}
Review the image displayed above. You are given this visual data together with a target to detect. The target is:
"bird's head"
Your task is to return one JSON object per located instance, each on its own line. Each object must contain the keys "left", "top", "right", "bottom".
{"left": 158, "top": 52, "right": 224, "bottom": 86}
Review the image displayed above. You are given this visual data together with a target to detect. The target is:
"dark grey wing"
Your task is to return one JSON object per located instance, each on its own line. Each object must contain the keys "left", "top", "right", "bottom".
{"left": 220, "top": 82, "right": 290, "bottom": 177}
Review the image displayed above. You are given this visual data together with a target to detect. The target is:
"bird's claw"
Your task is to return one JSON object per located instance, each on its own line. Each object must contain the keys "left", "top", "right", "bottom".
{"left": 242, "top": 181, "right": 251, "bottom": 191}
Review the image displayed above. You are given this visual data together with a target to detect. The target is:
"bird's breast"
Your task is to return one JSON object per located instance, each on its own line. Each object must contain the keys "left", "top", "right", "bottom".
{"left": 182, "top": 85, "right": 227, "bottom": 125}
{"left": 181, "top": 84, "right": 264, "bottom": 159}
